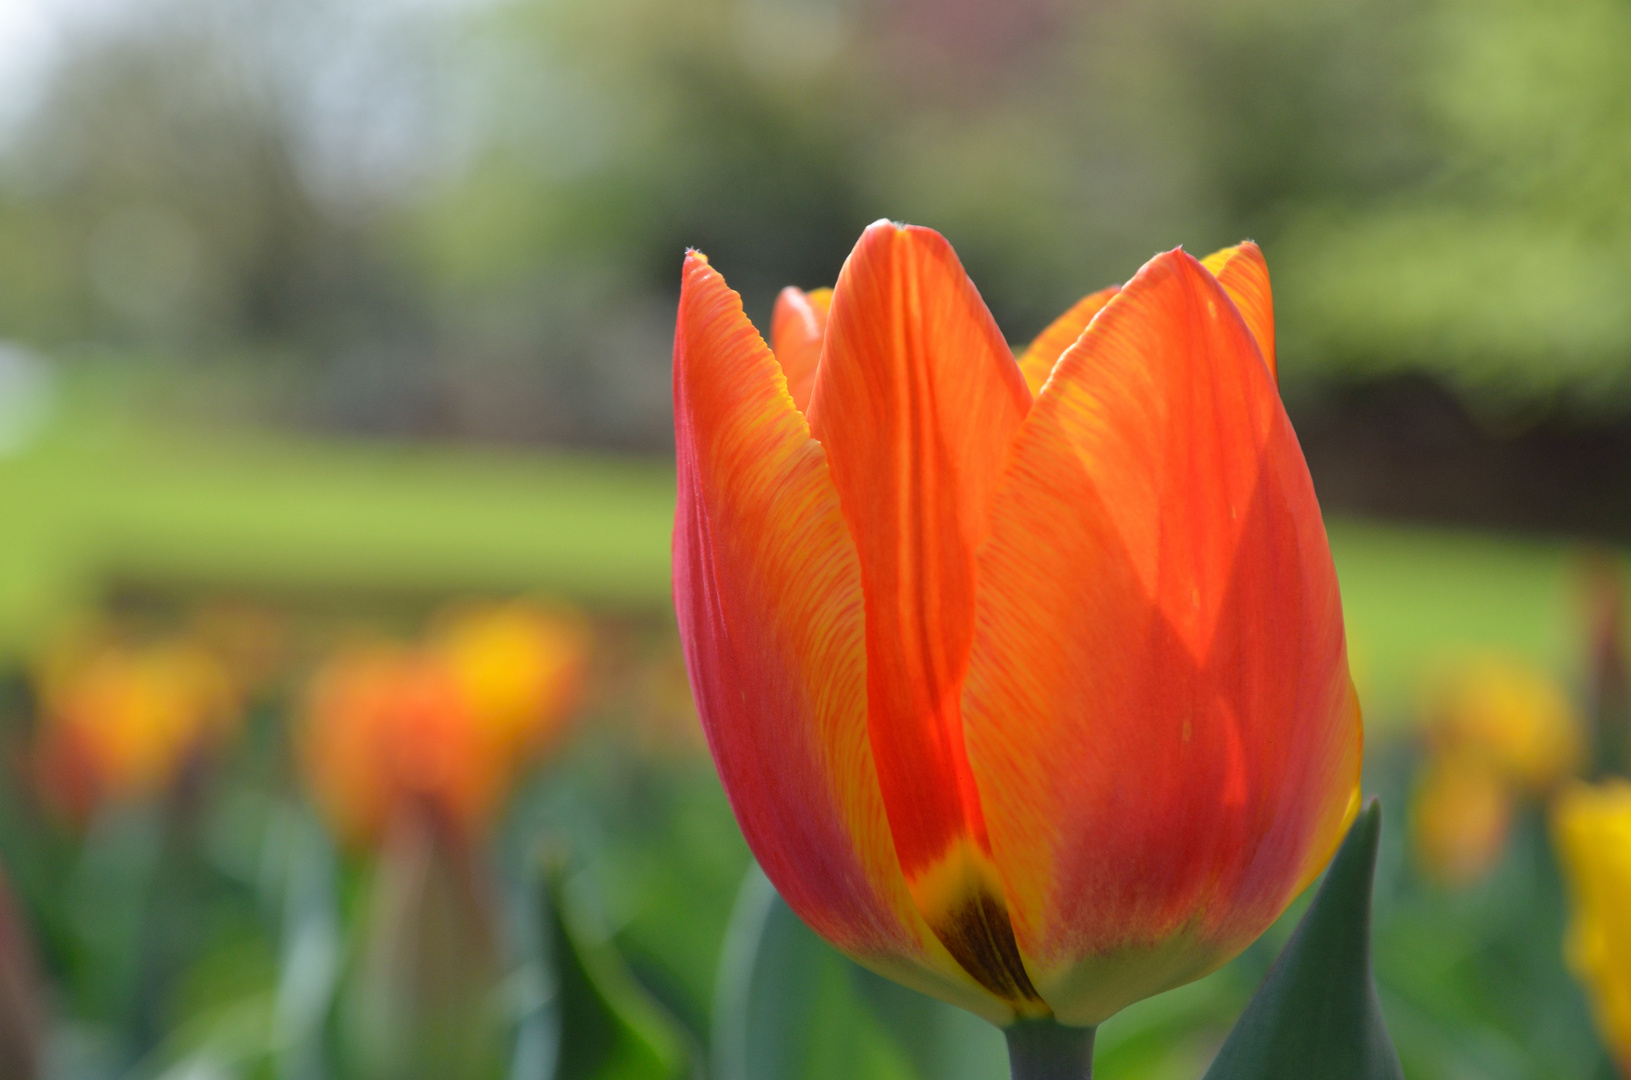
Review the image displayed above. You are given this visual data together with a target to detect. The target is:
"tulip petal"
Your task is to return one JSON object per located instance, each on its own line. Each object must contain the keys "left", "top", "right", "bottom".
{"left": 771, "top": 286, "right": 832, "bottom": 415}
{"left": 1202, "top": 242, "right": 1276, "bottom": 380}
{"left": 806, "top": 222, "right": 1043, "bottom": 1008}
{"left": 1014, "top": 285, "right": 1119, "bottom": 397}
{"left": 963, "top": 249, "right": 1361, "bottom": 1025}
{"left": 672, "top": 252, "right": 1010, "bottom": 1022}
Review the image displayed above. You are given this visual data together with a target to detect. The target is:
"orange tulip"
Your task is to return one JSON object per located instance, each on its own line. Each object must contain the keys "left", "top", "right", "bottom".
{"left": 301, "top": 604, "right": 588, "bottom": 847}
{"left": 672, "top": 222, "right": 1361, "bottom": 1026}
{"left": 33, "top": 634, "right": 238, "bottom": 821}
{"left": 1410, "top": 752, "right": 1513, "bottom": 888}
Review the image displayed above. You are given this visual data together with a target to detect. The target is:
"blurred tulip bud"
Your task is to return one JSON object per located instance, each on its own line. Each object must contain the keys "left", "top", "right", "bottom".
{"left": 1422, "top": 655, "right": 1582, "bottom": 793}
{"left": 302, "top": 604, "right": 588, "bottom": 849}
{"left": 345, "top": 805, "right": 506, "bottom": 1080}
{"left": 33, "top": 630, "right": 239, "bottom": 822}
{"left": 0, "top": 867, "right": 43, "bottom": 1080}
{"left": 1552, "top": 780, "right": 1631, "bottom": 1075}
{"left": 1410, "top": 752, "right": 1513, "bottom": 887}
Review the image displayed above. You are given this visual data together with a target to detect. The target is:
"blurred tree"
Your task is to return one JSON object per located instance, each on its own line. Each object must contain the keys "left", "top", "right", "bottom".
{"left": 0, "top": 0, "right": 436, "bottom": 427}
{"left": 1272, "top": 0, "right": 1631, "bottom": 409}
{"left": 2, "top": 0, "right": 1629, "bottom": 454}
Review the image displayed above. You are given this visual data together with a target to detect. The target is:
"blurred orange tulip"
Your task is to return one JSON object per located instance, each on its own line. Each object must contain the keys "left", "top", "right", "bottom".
{"left": 302, "top": 603, "right": 588, "bottom": 847}
{"left": 33, "top": 632, "right": 238, "bottom": 821}
{"left": 673, "top": 222, "right": 1360, "bottom": 1025}
{"left": 1411, "top": 753, "right": 1512, "bottom": 888}
{"left": 1553, "top": 780, "right": 1631, "bottom": 1075}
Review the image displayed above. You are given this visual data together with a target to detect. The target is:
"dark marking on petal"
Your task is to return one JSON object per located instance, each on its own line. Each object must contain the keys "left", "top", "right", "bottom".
{"left": 935, "top": 889, "right": 1045, "bottom": 1005}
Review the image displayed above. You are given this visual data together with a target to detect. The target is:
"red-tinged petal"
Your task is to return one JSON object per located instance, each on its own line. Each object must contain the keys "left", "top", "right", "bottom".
{"left": 771, "top": 286, "right": 832, "bottom": 414}
{"left": 1014, "top": 285, "right": 1119, "bottom": 397}
{"left": 672, "top": 251, "right": 1011, "bottom": 1022}
{"left": 963, "top": 249, "right": 1361, "bottom": 1025}
{"left": 1202, "top": 242, "right": 1276, "bottom": 380}
{"left": 806, "top": 222, "right": 1043, "bottom": 1008}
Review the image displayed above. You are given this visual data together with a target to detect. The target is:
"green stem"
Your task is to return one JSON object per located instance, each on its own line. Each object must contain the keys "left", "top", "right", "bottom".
{"left": 1004, "top": 1018, "right": 1095, "bottom": 1080}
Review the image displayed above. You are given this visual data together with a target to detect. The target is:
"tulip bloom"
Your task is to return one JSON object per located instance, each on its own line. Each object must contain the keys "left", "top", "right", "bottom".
{"left": 1411, "top": 753, "right": 1512, "bottom": 888}
{"left": 301, "top": 603, "right": 588, "bottom": 847}
{"left": 672, "top": 221, "right": 1361, "bottom": 1026}
{"left": 1553, "top": 781, "right": 1631, "bottom": 1074}
{"left": 33, "top": 634, "right": 238, "bottom": 822}
{"left": 1411, "top": 655, "right": 1581, "bottom": 887}
{"left": 1424, "top": 656, "right": 1581, "bottom": 793}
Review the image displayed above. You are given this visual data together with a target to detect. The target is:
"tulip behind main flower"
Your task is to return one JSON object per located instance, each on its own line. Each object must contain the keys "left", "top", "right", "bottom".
{"left": 301, "top": 602, "right": 588, "bottom": 848}
{"left": 673, "top": 223, "right": 1361, "bottom": 1026}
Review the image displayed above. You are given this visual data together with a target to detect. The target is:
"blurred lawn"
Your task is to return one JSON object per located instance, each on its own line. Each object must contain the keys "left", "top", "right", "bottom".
{"left": 0, "top": 393, "right": 677, "bottom": 652}
{"left": 0, "top": 388, "right": 1601, "bottom": 731}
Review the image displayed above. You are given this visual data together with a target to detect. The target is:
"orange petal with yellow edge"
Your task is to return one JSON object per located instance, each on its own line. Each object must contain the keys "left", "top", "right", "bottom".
{"left": 1014, "top": 285, "right": 1119, "bottom": 397}
{"left": 770, "top": 286, "right": 831, "bottom": 414}
{"left": 963, "top": 249, "right": 1360, "bottom": 1025}
{"left": 672, "top": 251, "right": 1012, "bottom": 1022}
{"left": 806, "top": 222, "right": 1043, "bottom": 1007}
{"left": 1202, "top": 241, "right": 1275, "bottom": 380}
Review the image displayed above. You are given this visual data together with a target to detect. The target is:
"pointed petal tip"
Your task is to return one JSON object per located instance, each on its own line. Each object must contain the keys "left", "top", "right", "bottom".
{"left": 1199, "top": 240, "right": 1276, "bottom": 379}
{"left": 857, "top": 219, "right": 957, "bottom": 252}
{"left": 1108, "top": 246, "right": 1219, "bottom": 302}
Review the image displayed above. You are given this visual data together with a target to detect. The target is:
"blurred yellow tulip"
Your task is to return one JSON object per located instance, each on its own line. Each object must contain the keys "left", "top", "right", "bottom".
{"left": 1411, "top": 655, "right": 1583, "bottom": 887}
{"left": 33, "top": 631, "right": 239, "bottom": 821}
{"left": 1424, "top": 655, "right": 1582, "bottom": 792}
{"left": 1552, "top": 780, "right": 1631, "bottom": 1075}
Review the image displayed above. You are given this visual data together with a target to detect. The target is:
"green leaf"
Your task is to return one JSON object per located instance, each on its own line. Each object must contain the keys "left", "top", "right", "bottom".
{"left": 712, "top": 864, "right": 1000, "bottom": 1080}
{"left": 546, "top": 863, "right": 690, "bottom": 1080}
{"left": 1202, "top": 800, "right": 1403, "bottom": 1080}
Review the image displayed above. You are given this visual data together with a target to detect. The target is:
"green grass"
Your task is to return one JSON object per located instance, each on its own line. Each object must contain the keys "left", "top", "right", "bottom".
{"left": 0, "top": 402, "right": 677, "bottom": 651}
{"left": 0, "top": 391, "right": 1605, "bottom": 731}
{"left": 1328, "top": 519, "right": 1587, "bottom": 728}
